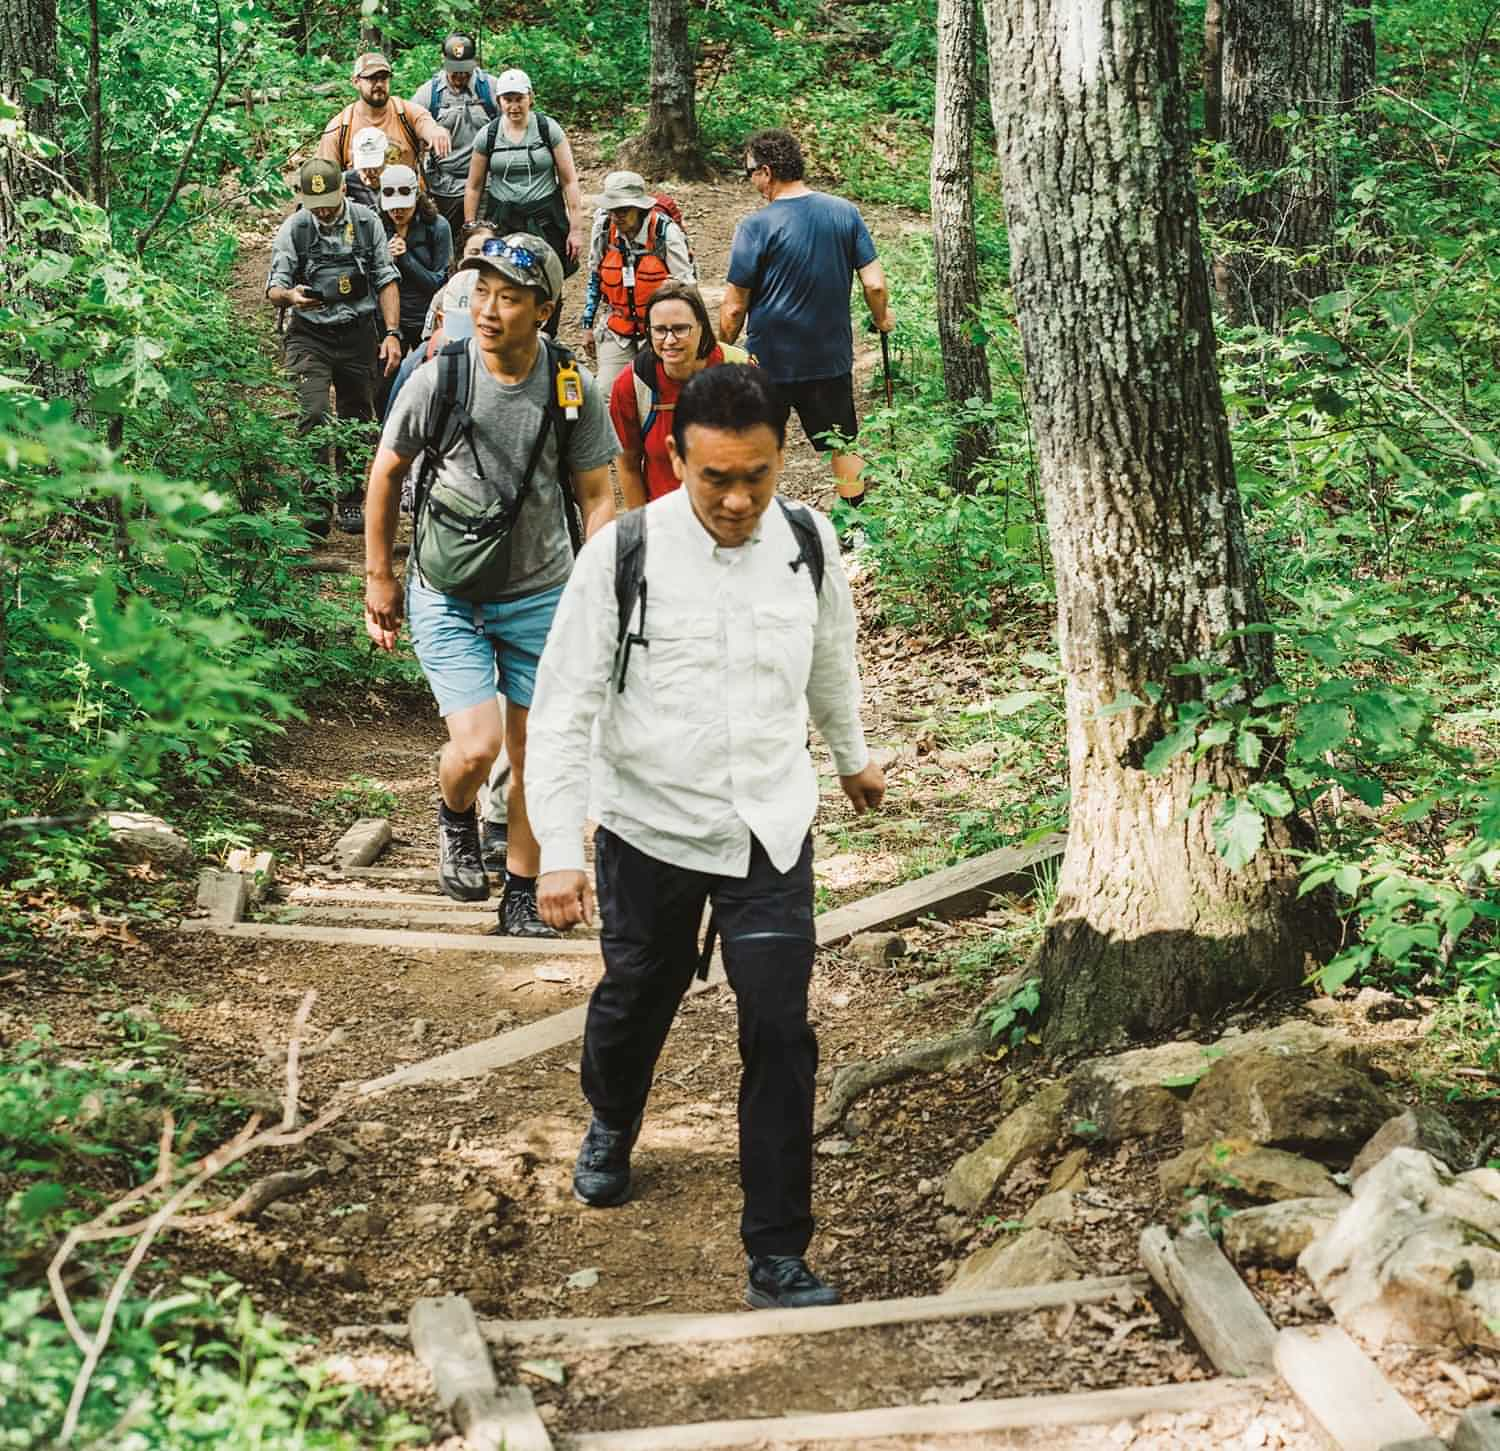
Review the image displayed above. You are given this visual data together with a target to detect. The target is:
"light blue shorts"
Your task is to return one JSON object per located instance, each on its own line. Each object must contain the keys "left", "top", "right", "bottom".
{"left": 407, "top": 576, "right": 566, "bottom": 717}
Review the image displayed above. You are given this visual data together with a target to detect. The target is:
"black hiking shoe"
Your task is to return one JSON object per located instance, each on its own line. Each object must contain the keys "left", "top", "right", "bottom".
{"left": 437, "top": 804, "right": 490, "bottom": 902}
{"left": 480, "top": 819, "right": 508, "bottom": 872}
{"left": 334, "top": 495, "right": 365, "bottom": 535}
{"left": 497, "top": 879, "right": 558, "bottom": 939}
{"left": 745, "top": 1255, "right": 841, "bottom": 1310}
{"left": 572, "top": 1113, "right": 642, "bottom": 1207}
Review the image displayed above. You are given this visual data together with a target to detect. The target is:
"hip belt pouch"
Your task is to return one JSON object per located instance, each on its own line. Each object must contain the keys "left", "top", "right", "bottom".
{"left": 413, "top": 472, "right": 523, "bottom": 602}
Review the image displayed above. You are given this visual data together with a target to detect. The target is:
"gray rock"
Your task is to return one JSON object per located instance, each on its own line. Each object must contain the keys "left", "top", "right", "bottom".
{"left": 1351, "top": 1108, "right": 1467, "bottom": 1181}
{"left": 848, "top": 932, "right": 908, "bottom": 966}
{"left": 333, "top": 817, "right": 391, "bottom": 870}
{"left": 945, "top": 1228, "right": 1087, "bottom": 1295}
{"left": 1159, "top": 1142, "right": 1344, "bottom": 1204}
{"left": 1299, "top": 1148, "right": 1500, "bottom": 1350}
{"left": 1047, "top": 1147, "right": 1090, "bottom": 1193}
{"left": 1182, "top": 1047, "right": 1394, "bottom": 1159}
{"left": 196, "top": 869, "right": 250, "bottom": 924}
{"left": 107, "top": 811, "right": 193, "bottom": 870}
{"left": 943, "top": 1082, "right": 1068, "bottom": 1212}
{"left": 410, "top": 1202, "right": 460, "bottom": 1234}
{"left": 1021, "top": 1189, "right": 1077, "bottom": 1228}
{"left": 1222, "top": 1197, "right": 1349, "bottom": 1267}
{"left": 1065, "top": 1040, "right": 1211, "bottom": 1143}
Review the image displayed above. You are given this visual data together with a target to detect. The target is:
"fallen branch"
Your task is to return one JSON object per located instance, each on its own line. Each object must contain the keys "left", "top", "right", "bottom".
{"left": 47, "top": 991, "right": 352, "bottom": 1444}
{"left": 217, "top": 1164, "right": 328, "bottom": 1222}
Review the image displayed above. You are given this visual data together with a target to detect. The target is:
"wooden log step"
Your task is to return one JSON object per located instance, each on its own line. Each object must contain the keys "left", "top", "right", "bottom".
{"left": 813, "top": 833, "right": 1064, "bottom": 946}
{"left": 480, "top": 1274, "right": 1150, "bottom": 1352}
{"left": 563, "top": 1376, "right": 1267, "bottom": 1451}
{"left": 357, "top": 962, "right": 724, "bottom": 1095}
{"left": 179, "top": 920, "right": 602, "bottom": 956}
{"left": 308, "top": 864, "right": 500, "bottom": 883}
{"left": 1274, "top": 1325, "right": 1433, "bottom": 1451}
{"left": 287, "top": 887, "right": 482, "bottom": 907}
{"left": 278, "top": 905, "right": 522, "bottom": 929}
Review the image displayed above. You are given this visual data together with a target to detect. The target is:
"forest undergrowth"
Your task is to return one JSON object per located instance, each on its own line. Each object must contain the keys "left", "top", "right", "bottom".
{"left": 3, "top": 0, "right": 1500, "bottom": 1442}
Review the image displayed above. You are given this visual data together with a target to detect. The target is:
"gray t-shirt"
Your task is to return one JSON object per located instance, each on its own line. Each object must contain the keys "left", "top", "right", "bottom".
{"left": 476, "top": 113, "right": 564, "bottom": 212}
{"left": 382, "top": 338, "right": 619, "bottom": 601}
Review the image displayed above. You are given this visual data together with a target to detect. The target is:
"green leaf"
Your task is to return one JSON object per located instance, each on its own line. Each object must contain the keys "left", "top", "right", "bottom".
{"left": 1237, "top": 731, "right": 1263, "bottom": 769}
{"left": 1144, "top": 723, "right": 1197, "bottom": 774}
{"left": 990, "top": 690, "right": 1049, "bottom": 716}
{"left": 1247, "top": 782, "right": 1294, "bottom": 817}
{"left": 1333, "top": 865, "right": 1362, "bottom": 897}
{"left": 1292, "top": 700, "right": 1349, "bottom": 760}
{"left": 1212, "top": 797, "right": 1265, "bottom": 870}
{"left": 18, "top": 1182, "right": 66, "bottom": 1221}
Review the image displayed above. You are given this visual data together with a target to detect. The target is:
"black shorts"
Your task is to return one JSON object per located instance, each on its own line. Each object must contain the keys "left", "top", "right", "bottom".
{"left": 772, "top": 373, "right": 858, "bottom": 452}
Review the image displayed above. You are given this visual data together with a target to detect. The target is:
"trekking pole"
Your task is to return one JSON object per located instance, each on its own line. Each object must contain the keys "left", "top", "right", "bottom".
{"left": 880, "top": 330, "right": 894, "bottom": 445}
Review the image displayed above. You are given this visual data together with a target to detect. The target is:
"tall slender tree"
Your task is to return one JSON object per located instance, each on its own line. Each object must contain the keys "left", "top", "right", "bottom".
{"left": 619, "top": 0, "right": 707, "bottom": 179}
{"left": 985, "top": 0, "right": 1331, "bottom": 1050}
{"left": 1342, "top": 6, "right": 1377, "bottom": 133}
{"left": 1215, "top": 0, "right": 1344, "bottom": 327}
{"left": 0, "top": 0, "right": 58, "bottom": 248}
{"left": 930, "top": 0, "right": 993, "bottom": 490}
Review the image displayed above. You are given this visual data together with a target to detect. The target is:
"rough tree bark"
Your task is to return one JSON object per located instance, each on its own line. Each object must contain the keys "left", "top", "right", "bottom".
{"left": 1341, "top": 6, "right": 1376, "bottom": 133}
{"left": 985, "top": 0, "right": 1331, "bottom": 1051}
{"left": 930, "top": 0, "right": 993, "bottom": 491}
{"left": 0, "top": 0, "right": 59, "bottom": 247}
{"left": 618, "top": 0, "right": 708, "bottom": 179}
{"left": 1203, "top": 0, "right": 1224, "bottom": 141}
{"left": 1215, "top": 0, "right": 1344, "bottom": 327}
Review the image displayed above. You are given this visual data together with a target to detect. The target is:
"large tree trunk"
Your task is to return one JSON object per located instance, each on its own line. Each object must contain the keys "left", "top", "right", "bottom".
{"left": 1342, "top": 8, "right": 1376, "bottom": 134}
{"left": 1203, "top": 0, "right": 1224, "bottom": 141}
{"left": 1215, "top": 0, "right": 1344, "bottom": 327}
{"left": 986, "top": 0, "right": 1331, "bottom": 1052}
{"left": 930, "top": 0, "right": 993, "bottom": 491}
{"left": 618, "top": 0, "right": 708, "bottom": 179}
{"left": 0, "top": 0, "right": 59, "bottom": 247}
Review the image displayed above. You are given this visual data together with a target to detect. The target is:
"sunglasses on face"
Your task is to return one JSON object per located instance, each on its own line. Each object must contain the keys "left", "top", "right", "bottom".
{"left": 649, "top": 323, "right": 695, "bottom": 341}
{"left": 363, "top": 71, "right": 392, "bottom": 83}
{"left": 382, "top": 186, "right": 416, "bottom": 197}
{"left": 479, "top": 238, "right": 540, "bottom": 274}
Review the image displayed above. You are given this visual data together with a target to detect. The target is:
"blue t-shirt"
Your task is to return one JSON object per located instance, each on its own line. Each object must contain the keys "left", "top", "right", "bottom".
{"left": 726, "top": 192, "right": 878, "bottom": 383}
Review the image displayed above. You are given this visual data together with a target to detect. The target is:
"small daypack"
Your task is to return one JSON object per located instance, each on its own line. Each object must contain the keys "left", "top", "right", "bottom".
{"left": 629, "top": 344, "right": 750, "bottom": 448}
{"left": 429, "top": 71, "right": 497, "bottom": 122}
{"left": 411, "top": 338, "right": 583, "bottom": 602}
{"left": 611, "top": 497, "right": 825, "bottom": 693}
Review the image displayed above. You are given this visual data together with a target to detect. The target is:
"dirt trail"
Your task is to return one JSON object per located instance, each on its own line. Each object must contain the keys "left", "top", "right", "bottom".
{"left": 46, "top": 145, "right": 1343, "bottom": 1446}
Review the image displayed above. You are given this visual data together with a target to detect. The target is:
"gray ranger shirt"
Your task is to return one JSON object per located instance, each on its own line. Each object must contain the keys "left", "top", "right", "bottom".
{"left": 413, "top": 72, "right": 496, "bottom": 199}
{"left": 382, "top": 338, "right": 619, "bottom": 601}
{"left": 265, "top": 201, "right": 400, "bottom": 328}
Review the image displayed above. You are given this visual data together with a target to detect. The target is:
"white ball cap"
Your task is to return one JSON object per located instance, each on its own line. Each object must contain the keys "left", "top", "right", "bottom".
{"left": 494, "top": 68, "right": 532, "bottom": 94}
{"left": 351, "top": 126, "right": 389, "bottom": 169}
{"left": 440, "top": 270, "right": 478, "bottom": 340}
{"left": 379, "top": 164, "right": 419, "bottom": 209}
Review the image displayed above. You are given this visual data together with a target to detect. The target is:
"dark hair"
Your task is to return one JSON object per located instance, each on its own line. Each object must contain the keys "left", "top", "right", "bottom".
{"left": 744, "top": 128, "right": 805, "bottom": 182}
{"left": 672, "top": 364, "right": 787, "bottom": 458}
{"left": 460, "top": 220, "right": 498, "bottom": 247}
{"left": 382, "top": 192, "right": 438, "bottom": 230}
{"left": 644, "top": 282, "right": 716, "bottom": 361}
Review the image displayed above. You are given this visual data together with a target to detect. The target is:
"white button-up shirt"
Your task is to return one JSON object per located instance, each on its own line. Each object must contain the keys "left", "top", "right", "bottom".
{"left": 526, "top": 487, "right": 870, "bottom": 878}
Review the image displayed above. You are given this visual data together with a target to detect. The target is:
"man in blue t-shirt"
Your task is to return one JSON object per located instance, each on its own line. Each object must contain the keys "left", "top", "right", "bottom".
{"left": 720, "top": 129, "right": 893, "bottom": 522}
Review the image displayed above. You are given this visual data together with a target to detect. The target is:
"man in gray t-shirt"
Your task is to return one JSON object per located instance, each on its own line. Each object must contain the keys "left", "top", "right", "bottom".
{"left": 365, "top": 234, "right": 618, "bottom": 937}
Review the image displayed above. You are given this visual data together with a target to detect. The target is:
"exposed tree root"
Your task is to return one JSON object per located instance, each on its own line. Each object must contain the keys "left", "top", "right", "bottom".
{"left": 220, "top": 1165, "right": 328, "bottom": 1222}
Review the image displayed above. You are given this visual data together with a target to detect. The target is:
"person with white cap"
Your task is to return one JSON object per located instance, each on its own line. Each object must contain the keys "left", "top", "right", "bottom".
{"left": 413, "top": 33, "right": 499, "bottom": 243}
{"left": 319, "top": 51, "right": 450, "bottom": 172}
{"left": 378, "top": 164, "right": 453, "bottom": 352}
{"left": 579, "top": 170, "right": 695, "bottom": 395}
{"left": 363, "top": 233, "right": 617, "bottom": 936}
{"left": 345, "top": 125, "right": 394, "bottom": 211}
{"left": 463, "top": 68, "right": 583, "bottom": 336}
{"left": 266, "top": 157, "right": 402, "bottom": 537}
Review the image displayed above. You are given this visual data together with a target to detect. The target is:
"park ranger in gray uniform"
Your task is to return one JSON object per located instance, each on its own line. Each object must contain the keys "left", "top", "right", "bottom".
{"left": 413, "top": 34, "right": 496, "bottom": 245}
{"left": 266, "top": 157, "right": 403, "bottom": 537}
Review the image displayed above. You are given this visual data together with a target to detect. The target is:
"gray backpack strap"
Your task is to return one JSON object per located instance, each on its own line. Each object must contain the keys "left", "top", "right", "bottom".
{"left": 776, "top": 497, "right": 826, "bottom": 598}
{"left": 611, "top": 508, "right": 648, "bottom": 692}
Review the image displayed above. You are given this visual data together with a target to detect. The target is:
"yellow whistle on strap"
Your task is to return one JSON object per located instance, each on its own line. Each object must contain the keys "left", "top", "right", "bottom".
{"left": 556, "top": 360, "right": 584, "bottom": 420}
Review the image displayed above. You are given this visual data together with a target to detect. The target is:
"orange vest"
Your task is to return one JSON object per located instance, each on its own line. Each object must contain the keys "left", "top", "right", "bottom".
{"left": 599, "top": 212, "right": 673, "bottom": 339}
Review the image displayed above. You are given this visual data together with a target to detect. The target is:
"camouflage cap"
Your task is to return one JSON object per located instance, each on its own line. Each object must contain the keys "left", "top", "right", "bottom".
{"left": 353, "top": 51, "right": 392, "bottom": 78}
{"left": 459, "top": 232, "right": 563, "bottom": 304}
{"left": 294, "top": 158, "right": 345, "bottom": 208}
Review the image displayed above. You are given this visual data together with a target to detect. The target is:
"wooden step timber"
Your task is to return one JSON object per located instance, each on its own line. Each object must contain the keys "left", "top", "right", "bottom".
{"left": 277, "top": 905, "right": 599, "bottom": 934}
{"left": 287, "top": 887, "right": 490, "bottom": 908}
{"left": 562, "top": 1376, "right": 1269, "bottom": 1451}
{"left": 357, "top": 961, "right": 725, "bottom": 1096}
{"left": 178, "top": 920, "right": 602, "bottom": 956}
{"left": 479, "top": 1274, "right": 1149, "bottom": 1352}
{"left": 1274, "top": 1325, "right": 1435, "bottom": 1451}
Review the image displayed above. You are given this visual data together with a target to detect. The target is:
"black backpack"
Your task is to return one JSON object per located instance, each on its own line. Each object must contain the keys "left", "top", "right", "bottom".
{"left": 410, "top": 338, "right": 584, "bottom": 599}
{"left": 610, "top": 497, "right": 825, "bottom": 693}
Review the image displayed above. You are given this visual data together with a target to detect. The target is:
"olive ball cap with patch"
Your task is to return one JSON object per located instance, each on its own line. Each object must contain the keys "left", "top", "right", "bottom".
{"left": 458, "top": 231, "right": 563, "bottom": 303}
{"left": 443, "top": 34, "right": 478, "bottom": 72}
{"left": 294, "top": 158, "right": 346, "bottom": 207}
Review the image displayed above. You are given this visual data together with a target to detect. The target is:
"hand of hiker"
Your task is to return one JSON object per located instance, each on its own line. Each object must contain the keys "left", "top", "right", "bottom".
{"left": 379, "top": 334, "right": 403, "bottom": 377}
{"left": 872, "top": 311, "right": 895, "bottom": 333}
{"left": 290, "top": 285, "right": 322, "bottom": 309}
{"left": 388, "top": 235, "right": 407, "bottom": 258}
{"left": 566, "top": 226, "right": 583, "bottom": 263}
{"left": 538, "top": 869, "right": 593, "bottom": 930}
{"left": 364, "top": 572, "right": 404, "bottom": 651}
{"left": 580, "top": 328, "right": 596, "bottom": 362}
{"left": 840, "top": 762, "right": 886, "bottom": 813}
{"left": 430, "top": 130, "right": 453, "bottom": 159}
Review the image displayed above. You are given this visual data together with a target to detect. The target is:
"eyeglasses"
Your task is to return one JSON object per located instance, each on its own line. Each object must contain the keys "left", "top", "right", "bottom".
{"left": 743, "top": 162, "right": 763, "bottom": 178}
{"left": 362, "top": 71, "right": 392, "bottom": 82}
{"left": 649, "top": 323, "right": 695, "bottom": 341}
{"left": 381, "top": 186, "right": 416, "bottom": 197}
{"left": 479, "top": 238, "right": 540, "bottom": 274}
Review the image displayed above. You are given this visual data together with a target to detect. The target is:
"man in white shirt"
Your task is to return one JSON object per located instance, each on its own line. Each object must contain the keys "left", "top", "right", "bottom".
{"left": 526, "top": 364, "right": 885, "bottom": 1311}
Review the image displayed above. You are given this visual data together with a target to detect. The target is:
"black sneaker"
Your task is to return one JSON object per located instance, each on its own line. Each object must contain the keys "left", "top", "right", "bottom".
{"left": 335, "top": 496, "right": 365, "bottom": 535}
{"left": 303, "top": 509, "right": 333, "bottom": 542}
{"left": 745, "top": 1255, "right": 841, "bottom": 1310}
{"left": 498, "top": 879, "right": 558, "bottom": 939}
{"left": 572, "top": 1113, "right": 642, "bottom": 1207}
{"left": 437, "top": 805, "right": 490, "bottom": 902}
{"left": 480, "top": 819, "right": 508, "bottom": 872}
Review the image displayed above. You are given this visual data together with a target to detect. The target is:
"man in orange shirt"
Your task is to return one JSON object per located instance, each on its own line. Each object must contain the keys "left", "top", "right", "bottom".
{"left": 319, "top": 52, "right": 452, "bottom": 172}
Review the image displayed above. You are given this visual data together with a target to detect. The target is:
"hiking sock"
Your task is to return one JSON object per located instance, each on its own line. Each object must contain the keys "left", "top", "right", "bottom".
{"left": 439, "top": 800, "right": 477, "bottom": 827}
{"left": 505, "top": 870, "right": 537, "bottom": 897}
{"left": 839, "top": 488, "right": 867, "bottom": 511}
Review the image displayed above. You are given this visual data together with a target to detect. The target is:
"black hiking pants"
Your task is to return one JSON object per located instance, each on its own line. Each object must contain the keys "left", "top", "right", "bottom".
{"left": 283, "top": 315, "right": 376, "bottom": 501}
{"left": 581, "top": 827, "right": 818, "bottom": 1257}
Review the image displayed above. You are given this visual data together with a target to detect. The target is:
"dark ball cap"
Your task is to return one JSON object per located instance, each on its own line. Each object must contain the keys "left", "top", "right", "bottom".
{"left": 443, "top": 34, "right": 478, "bottom": 72}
